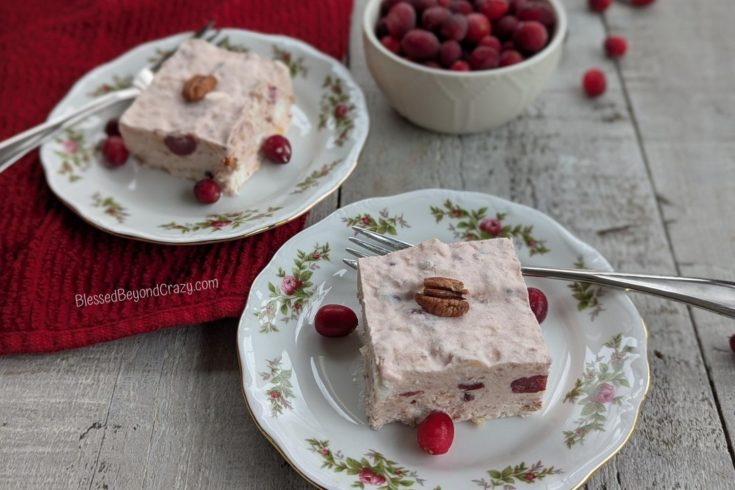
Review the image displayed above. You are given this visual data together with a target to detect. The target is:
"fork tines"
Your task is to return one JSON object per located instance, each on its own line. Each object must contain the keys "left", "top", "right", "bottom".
{"left": 342, "top": 227, "right": 414, "bottom": 270}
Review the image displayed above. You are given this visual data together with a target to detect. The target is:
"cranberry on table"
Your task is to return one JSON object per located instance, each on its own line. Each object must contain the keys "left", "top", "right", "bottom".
{"left": 605, "top": 36, "right": 628, "bottom": 58}
{"left": 102, "top": 136, "right": 128, "bottom": 167}
{"left": 401, "top": 29, "right": 440, "bottom": 60}
{"left": 450, "top": 59, "right": 471, "bottom": 71}
{"left": 261, "top": 134, "right": 292, "bottom": 164}
{"left": 588, "top": 0, "right": 612, "bottom": 12}
{"left": 314, "top": 304, "right": 358, "bottom": 337}
{"left": 440, "top": 13, "right": 469, "bottom": 41}
{"left": 513, "top": 20, "right": 548, "bottom": 54}
{"left": 104, "top": 118, "right": 121, "bottom": 137}
{"left": 386, "top": 2, "right": 417, "bottom": 39}
{"left": 193, "top": 178, "right": 221, "bottom": 204}
{"left": 477, "top": 0, "right": 510, "bottom": 20}
{"left": 527, "top": 287, "right": 548, "bottom": 323}
{"left": 417, "top": 411, "right": 454, "bottom": 455}
{"left": 164, "top": 134, "right": 197, "bottom": 156}
{"left": 583, "top": 68, "right": 607, "bottom": 97}
{"left": 381, "top": 35, "right": 401, "bottom": 54}
{"left": 422, "top": 5, "right": 451, "bottom": 31}
{"left": 439, "top": 40, "right": 462, "bottom": 67}
{"left": 466, "top": 13, "right": 492, "bottom": 44}
{"left": 493, "top": 15, "right": 519, "bottom": 40}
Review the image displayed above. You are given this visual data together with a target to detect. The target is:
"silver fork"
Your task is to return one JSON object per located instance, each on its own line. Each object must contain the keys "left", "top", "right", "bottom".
{"left": 0, "top": 67, "right": 154, "bottom": 174}
{"left": 343, "top": 226, "right": 735, "bottom": 318}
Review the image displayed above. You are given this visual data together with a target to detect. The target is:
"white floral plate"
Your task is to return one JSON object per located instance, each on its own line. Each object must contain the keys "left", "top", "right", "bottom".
{"left": 237, "top": 189, "right": 650, "bottom": 490}
{"left": 39, "top": 29, "right": 368, "bottom": 244}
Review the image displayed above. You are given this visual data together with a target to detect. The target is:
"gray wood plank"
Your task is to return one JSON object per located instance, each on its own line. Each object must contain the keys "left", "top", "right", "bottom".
{"left": 605, "top": 0, "right": 735, "bottom": 471}
{"left": 339, "top": 0, "right": 735, "bottom": 489}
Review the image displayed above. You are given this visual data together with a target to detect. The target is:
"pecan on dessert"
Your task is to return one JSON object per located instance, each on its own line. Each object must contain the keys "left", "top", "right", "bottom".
{"left": 415, "top": 276, "right": 470, "bottom": 317}
{"left": 182, "top": 74, "right": 218, "bottom": 102}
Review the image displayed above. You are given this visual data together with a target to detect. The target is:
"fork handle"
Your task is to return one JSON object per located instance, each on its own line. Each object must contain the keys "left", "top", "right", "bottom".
{"left": 522, "top": 266, "right": 735, "bottom": 318}
{"left": 0, "top": 88, "right": 138, "bottom": 174}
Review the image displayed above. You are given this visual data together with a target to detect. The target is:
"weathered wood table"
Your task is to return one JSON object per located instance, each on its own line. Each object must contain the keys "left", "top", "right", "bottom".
{"left": 2, "top": 0, "right": 734, "bottom": 488}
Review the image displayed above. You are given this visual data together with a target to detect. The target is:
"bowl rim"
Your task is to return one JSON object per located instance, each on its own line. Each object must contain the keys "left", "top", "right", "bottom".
{"left": 363, "top": 0, "right": 568, "bottom": 78}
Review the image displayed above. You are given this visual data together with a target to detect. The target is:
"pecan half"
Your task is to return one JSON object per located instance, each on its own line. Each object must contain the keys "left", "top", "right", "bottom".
{"left": 415, "top": 276, "right": 469, "bottom": 317}
{"left": 182, "top": 74, "right": 218, "bottom": 102}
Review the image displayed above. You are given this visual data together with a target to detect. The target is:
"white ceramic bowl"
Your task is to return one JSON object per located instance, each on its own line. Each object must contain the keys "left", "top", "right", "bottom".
{"left": 363, "top": 0, "right": 567, "bottom": 134}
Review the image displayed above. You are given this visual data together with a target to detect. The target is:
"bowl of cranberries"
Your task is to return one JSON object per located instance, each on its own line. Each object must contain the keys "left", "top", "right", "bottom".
{"left": 363, "top": 0, "right": 567, "bottom": 134}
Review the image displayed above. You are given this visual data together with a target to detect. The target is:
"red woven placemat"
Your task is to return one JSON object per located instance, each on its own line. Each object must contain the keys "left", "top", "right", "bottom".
{"left": 0, "top": 0, "right": 354, "bottom": 354}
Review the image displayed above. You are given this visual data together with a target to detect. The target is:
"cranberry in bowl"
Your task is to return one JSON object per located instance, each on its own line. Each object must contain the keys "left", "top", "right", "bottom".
{"left": 363, "top": 0, "right": 567, "bottom": 134}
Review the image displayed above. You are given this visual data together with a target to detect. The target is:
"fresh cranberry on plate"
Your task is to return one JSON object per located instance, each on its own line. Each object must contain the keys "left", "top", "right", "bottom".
{"left": 417, "top": 411, "right": 454, "bottom": 455}
{"left": 261, "top": 135, "right": 292, "bottom": 164}
{"left": 315, "top": 304, "right": 359, "bottom": 337}
{"left": 102, "top": 136, "right": 128, "bottom": 167}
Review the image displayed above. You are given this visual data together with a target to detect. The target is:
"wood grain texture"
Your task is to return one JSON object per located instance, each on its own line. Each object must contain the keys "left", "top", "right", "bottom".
{"left": 1, "top": 0, "right": 734, "bottom": 488}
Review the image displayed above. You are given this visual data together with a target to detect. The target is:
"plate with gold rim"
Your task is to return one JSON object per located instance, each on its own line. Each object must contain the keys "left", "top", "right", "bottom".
{"left": 237, "top": 189, "right": 649, "bottom": 490}
{"left": 39, "top": 28, "right": 368, "bottom": 244}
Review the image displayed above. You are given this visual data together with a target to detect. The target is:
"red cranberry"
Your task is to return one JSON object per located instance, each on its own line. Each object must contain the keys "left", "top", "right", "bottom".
{"left": 382, "top": 0, "right": 403, "bottom": 14}
{"left": 479, "top": 217, "right": 502, "bottom": 235}
{"left": 527, "top": 287, "right": 548, "bottom": 323}
{"left": 466, "top": 13, "right": 492, "bottom": 43}
{"left": 730, "top": 334, "right": 735, "bottom": 353}
{"left": 450, "top": 60, "right": 471, "bottom": 71}
{"left": 417, "top": 412, "right": 454, "bottom": 455}
{"left": 509, "top": 0, "right": 527, "bottom": 12}
{"left": 164, "top": 134, "right": 197, "bottom": 156}
{"left": 494, "top": 15, "right": 519, "bottom": 40}
{"left": 499, "top": 49, "right": 524, "bottom": 66}
{"left": 315, "top": 304, "right": 359, "bottom": 337}
{"left": 458, "top": 382, "right": 485, "bottom": 390}
{"left": 102, "top": 136, "right": 128, "bottom": 167}
{"left": 604, "top": 36, "right": 628, "bottom": 58}
{"left": 478, "top": 35, "right": 501, "bottom": 51}
{"left": 193, "top": 178, "right": 221, "bottom": 204}
{"left": 441, "top": 13, "right": 469, "bottom": 41}
{"left": 261, "top": 134, "right": 292, "bottom": 164}
{"left": 422, "top": 6, "right": 451, "bottom": 31}
{"left": 583, "top": 68, "right": 607, "bottom": 97}
{"left": 588, "top": 0, "right": 611, "bottom": 12}
{"left": 469, "top": 46, "right": 499, "bottom": 69}
{"left": 513, "top": 21, "right": 548, "bottom": 54}
{"left": 631, "top": 0, "right": 655, "bottom": 5}
{"left": 516, "top": 1, "right": 555, "bottom": 29}
{"left": 401, "top": 29, "right": 440, "bottom": 60}
{"left": 511, "top": 375, "right": 547, "bottom": 393}
{"left": 104, "top": 118, "right": 121, "bottom": 137}
{"left": 413, "top": 0, "right": 439, "bottom": 11}
{"left": 439, "top": 40, "right": 463, "bottom": 67}
{"left": 448, "top": 0, "right": 473, "bottom": 14}
{"left": 387, "top": 2, "right": 417, "bottom": 39}
{"left": 381, "top": 35, "right": 402, "bottom": 54}
{"left": 477, "top": 0, "right": 509, "bottom": 20}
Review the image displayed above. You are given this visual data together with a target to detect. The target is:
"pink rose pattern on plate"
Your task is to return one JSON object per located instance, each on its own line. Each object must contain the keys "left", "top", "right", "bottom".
{"left": 159, "top": 208, "right": 282, "bottom": 234}
{"left": 290, "top": 160, "right": 341, "bottom": 195}
{"left": 568, "top": 256, "right": 606, "bottom": 320}
{"left": 562, "top": 334, "right": 637, "bottom": 448}
{"left": 259, "top": 356, "right": 294, "bottom": 417}
{"left": 54, "top": 128, "right": 92, "bottom": 182}
{"left": 342, "top": 208, "right": 410, "bottom": 236}
{"left": 472, "top": 461, "right": 563, "bottom": 489}
{"left": 319, "top": 75, "right": 355, "bottom": 147}
{"left": 255, "top": 243, "right": 331, "bottom": 333}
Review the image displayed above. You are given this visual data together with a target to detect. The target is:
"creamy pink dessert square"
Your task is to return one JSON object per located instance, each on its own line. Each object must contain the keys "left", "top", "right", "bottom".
{"left": 119, "top": 39, "right": 294, "bottom": 196}
{"left": 357, "top": 238, "right": 551, "bottom": 429}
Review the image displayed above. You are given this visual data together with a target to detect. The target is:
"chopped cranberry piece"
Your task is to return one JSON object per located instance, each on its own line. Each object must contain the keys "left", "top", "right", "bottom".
{"left": 422, "top": 5, "right": 451, "bottom": 31}
{"left": 104, "top": 118, "right": 121, "bottom": 137}
{"left": 164, "top": 134, "right": 197, "bottom": 156}
{"left": 458, "top": 382, "right": 485, "bottom": 391}
{"left": 494, "top": 15, "right": 519, "bottom": 40}
{"left": 604, "top": 36, "right": 628, "bottom": 58}
{"left": 511, "top": 375, "right": 547, "bottom": 393}
{"left": 527, "top": 287, "right": 548, "bottom": 323}
{"left": 399, "top": 390, "right": 424, "bottom": 397}
{"left": 439, "top": 40, "right": 463, "bottom": 67}
{"left": 583, "top": 68, "right": 607, "bottom": 97}
{"left": 315, "top": 304, "right": 358, "bottom": 337}
{"left": 478, "top": 0, "right": 510, "bottom": 20}
{"left": 102, "top": 136, "right": 128, "bottom": 167}
{"left": 463, "top": 392, "right": 475, "bottom": 401}
{"left": 261, "top": 134, "right": 292, "bottom": 164}
{"left": 466, "top": 13, "right": 492, "bottom": 43}
{"left": 469, "top": 46, "right": 500, "bottom": 69}
{"left": 513, "top": 20, "right": 548, "bottom": 54}
{"left": 381, "top": 35, "right": 402, "bottom": 54}
{"left": 193, "top": 178, "right": 221, "bottom": 204}
{"left": 417, "top": 412, "right": 454, "bottom": 455}
{"left": 441, "top": 13, "right": 469, "bottom": 41}
{"left": 401, "top": 29, "right": 440, "bottom": 60}
{"left": 387, "top": 2, "right": 417, "bottom": 39}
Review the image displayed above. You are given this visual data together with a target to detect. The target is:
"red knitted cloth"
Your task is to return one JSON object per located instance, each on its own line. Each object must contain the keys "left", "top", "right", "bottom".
{"left": 0, "top": 0, "right": 354, "bottom": 355}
